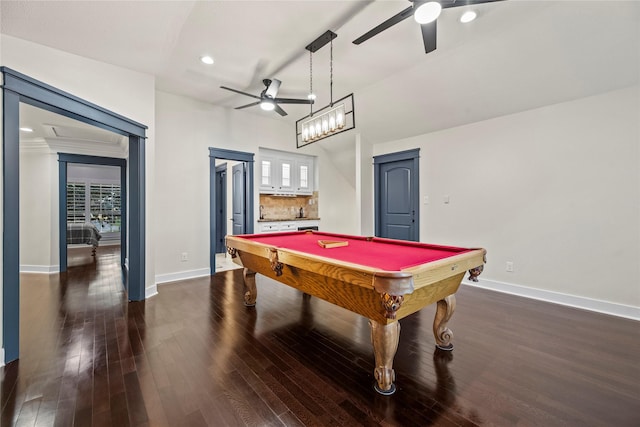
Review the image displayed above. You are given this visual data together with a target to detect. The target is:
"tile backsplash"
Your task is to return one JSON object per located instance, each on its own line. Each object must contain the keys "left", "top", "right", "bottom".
{"left": 259, "top": 192, "right": 319, "bottom": 220}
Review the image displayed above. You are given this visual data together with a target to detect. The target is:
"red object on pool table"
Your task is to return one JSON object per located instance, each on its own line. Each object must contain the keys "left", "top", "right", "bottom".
{"left": 225, "top": 230, "right": 486, "bottom": 395}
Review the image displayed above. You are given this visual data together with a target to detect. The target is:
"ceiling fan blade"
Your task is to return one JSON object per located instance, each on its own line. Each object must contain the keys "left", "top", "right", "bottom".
{"left": 220, "top": 86, "right": 261, "bottom": 100}
{"left": 440, "top": 0, "right": 503, "bottom": 10}
{"left": 274, "top": 104, "right": 288, "bottom": 117}
{"left": 352, "top": 5, "right": 414, "bottom": 45}
{"left": 264, "top": 79, "right": 281, "bottom": 99}
{"left": 273, "top": 98, "right": 314, "bottom": 105}
{"left": 421, "top": 20, "right": 437, "bottom": 54}
{"left": 235, "top": 101, "right": 261, "bottom": 110}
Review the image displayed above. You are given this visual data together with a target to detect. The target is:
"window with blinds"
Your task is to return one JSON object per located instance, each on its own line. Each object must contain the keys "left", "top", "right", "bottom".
{"left": 66, "top": 182, "right": 122, "bottom": 235}
{"left": 90, "top": 184, "right": 121, "bottom": 233}
{"left": 66, "top": 182, "right": 86, "bottom": 223}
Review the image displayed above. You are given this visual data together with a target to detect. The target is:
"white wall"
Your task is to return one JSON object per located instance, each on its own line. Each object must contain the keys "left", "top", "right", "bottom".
{"left": 154, "top": 91, "right": 293, "bottom": 281}
{"left": 19, "top": 149, "right": 56, "bottom": 271}
{"left": 18, "top": 150, "right": 124, "bottom": 273}
{"left": 373, "top": 85, "right": 640, "bottom": 309}
{"left": 153, "top": 90, "right": 359, "bottom": 283}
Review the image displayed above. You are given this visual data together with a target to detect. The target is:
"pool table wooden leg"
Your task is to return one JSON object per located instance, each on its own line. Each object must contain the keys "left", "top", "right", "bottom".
{"left": 369, "top": 320, "right": 400, "bottom": 395}
{"left": 243, "top": 268, "right": 257, "bottom": 307}
{"left": 433, "top": 295, "right": 456, "bottom": 350}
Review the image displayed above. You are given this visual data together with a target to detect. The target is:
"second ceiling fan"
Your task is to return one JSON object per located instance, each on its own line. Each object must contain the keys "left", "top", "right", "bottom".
{"left": 353, "top": 0, "right": 503, "bottom": 54}
{"left": 220, "top": 78, "right": 313, "bottom": 117}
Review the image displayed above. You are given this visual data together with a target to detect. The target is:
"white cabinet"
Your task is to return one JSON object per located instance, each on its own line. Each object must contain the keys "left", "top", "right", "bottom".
{"left": 259, "top": 149, "right": 315, "bottom": 195}
{"left": 259, "top": 156, "right": 278, "bottom": 193}
{"left": 259, "top": 223, "right": 280, "bottom": 233}
{"left": 295, "top": 159, "right": 313, "bottom": 195}
{"left": 258, "top": 220, "right": 319, "bottom": 233}
{"left": 278, "top": 158, "right": 295, "bottom": 193}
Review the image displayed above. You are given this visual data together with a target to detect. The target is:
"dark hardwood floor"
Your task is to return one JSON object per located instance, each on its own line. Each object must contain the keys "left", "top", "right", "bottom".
{"left": 2, "top": 246, "right": 639, "bottom": 426}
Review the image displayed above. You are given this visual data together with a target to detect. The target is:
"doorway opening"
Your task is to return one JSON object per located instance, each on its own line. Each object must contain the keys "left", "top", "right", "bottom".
{"left": 209, "top": 148, "right": 255, "bottom": 274}
{"left": 2, "top": 67, "right": 147, "bottom": 363}
{"left": 59, "top": 155, "right": 127, "bottom": 272}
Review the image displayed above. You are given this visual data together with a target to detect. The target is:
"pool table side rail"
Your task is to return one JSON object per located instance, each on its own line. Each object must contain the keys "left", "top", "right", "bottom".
{"left": 404, "top": 248, "right": 486, "bottom": 289}
{"left": 226, "top": 235, "right": 486, "bottom": 295}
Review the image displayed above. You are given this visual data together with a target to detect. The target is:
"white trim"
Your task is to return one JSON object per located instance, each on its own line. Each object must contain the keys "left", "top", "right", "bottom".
{"left": 155, "top": 268, "right": 211, "bottom": 286}
{"left": 463, "top": 278, "right": 640, "bottom": 321}
{"left": 146, "top": 284, "right": 158, "bottom": 298}
{"left": 0, "top": 348, "right": 4, "bottom": 367}
{"left": 20, "top": 264, "right": 60, "bottom": 273}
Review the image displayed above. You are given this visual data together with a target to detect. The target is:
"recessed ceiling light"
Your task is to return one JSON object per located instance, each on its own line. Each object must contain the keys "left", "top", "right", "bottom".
{"left": 460, "top": 11, "right": 477, "bottom": 23}
{"left": 307, "top": 93, "right": 316, "bottom": 100}
{"left": 20, "top": 127, "right": 33, "bottom": 132}
{"left": 200, "top": 55, "right": 214, "bottom": 65}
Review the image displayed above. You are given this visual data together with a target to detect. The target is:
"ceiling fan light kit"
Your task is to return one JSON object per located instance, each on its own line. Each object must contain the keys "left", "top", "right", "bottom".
{"left": 220, "top": 78, "right": 313, "bottom": 116}
{"left": 414, "top": 2, "right": 442, "bottom": 24}
{"left": 353, "top": 0, "right": 503, "bottom": 54}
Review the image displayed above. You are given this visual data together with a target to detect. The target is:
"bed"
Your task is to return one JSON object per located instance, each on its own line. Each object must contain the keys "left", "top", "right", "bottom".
{"left": 67, "top": 222, "right": 102, "bottom": 256}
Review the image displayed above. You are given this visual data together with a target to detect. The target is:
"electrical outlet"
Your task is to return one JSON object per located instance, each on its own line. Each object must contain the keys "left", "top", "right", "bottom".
{"left": 506, "top": 261, "right": 514, "bottom": 272}
{"left": 181, "top": 252, "right": 188, "bottom": 262}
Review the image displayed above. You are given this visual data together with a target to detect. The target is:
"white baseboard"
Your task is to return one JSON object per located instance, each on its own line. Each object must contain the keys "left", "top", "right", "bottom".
{"left": 155, "top": 268, "right": 211, "bottom": 286}
{"left": 463, "top": 278, "right": 640, "bottom": 321}
{"left": 146, "top": 284, "right": 158, "bottom": 298}
{"left": 20, "top": 265, "right": 60, "bottom": 273}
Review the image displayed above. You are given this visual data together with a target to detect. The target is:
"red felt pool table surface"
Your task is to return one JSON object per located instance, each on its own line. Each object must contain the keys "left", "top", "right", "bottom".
{"left": 236, "top": 231, "right": 473, "bottom": 271}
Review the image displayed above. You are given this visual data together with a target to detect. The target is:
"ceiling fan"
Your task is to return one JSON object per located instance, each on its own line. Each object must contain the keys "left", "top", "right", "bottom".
{"left": 220, "top": 78, "right": 313, "bottom": 117}
{"left": 353, "top": 0, "right": 503, "bottom": 54}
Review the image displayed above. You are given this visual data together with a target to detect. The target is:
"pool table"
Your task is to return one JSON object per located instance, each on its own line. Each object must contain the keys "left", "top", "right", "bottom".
{"left": 225, "top": 230, "right": 486, "bottom": 395}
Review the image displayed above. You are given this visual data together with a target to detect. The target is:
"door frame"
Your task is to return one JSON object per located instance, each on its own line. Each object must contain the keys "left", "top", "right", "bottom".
{"left": 1, "top": 67, "right": 147, "bottom": 363}
{"left": 209, "top": 148, "right": 254, "bottom": 274}
{"left": 373, "top": 148, "right": 420, "bottom": 241}
{"left": 214, "top": 163, "right": 227, "bottom": 254}
{"left": 59, "top": 154, "right": 127, "bottom": 272}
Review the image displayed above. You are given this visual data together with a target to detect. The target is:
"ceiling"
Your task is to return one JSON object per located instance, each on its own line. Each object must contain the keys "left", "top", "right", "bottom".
{"left": 2, "top": 1, "right": 639, "bottom": 149}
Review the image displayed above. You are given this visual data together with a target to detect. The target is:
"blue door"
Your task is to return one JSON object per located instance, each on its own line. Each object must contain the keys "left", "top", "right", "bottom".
{"left": 215, "top": 163, "right": 227, "bottom": 252}
{"left": 232, "top": 163, "right": 246, "bottom": 234}
{"left": 374, "top": 150, "right": 419, "bottom": 241}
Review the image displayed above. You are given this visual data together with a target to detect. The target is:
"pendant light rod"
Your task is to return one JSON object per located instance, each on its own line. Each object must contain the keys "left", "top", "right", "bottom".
{"left": 330, "top": 37, "right": 333, "bottom": 107}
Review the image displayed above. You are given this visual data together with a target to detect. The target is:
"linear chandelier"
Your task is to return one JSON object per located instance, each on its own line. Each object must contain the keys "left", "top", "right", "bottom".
{"left": 296, "top": 30, "right": 355, "bottom": 148}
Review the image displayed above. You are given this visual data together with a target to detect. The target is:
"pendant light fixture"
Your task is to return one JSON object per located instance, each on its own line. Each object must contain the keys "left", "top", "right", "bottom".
{"left": 296, "top": 30, "right": 355, "bottom": 148}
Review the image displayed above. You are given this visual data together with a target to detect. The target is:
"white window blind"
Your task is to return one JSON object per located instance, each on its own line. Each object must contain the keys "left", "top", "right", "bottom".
{"left": 90, "top": 184, "right": 121, "bottom": 233}
{"left": 66, "top": 182, "right": 86, "bottom": 223}
{"left": 66, "top": 180, "right": 122, "bottom": 240}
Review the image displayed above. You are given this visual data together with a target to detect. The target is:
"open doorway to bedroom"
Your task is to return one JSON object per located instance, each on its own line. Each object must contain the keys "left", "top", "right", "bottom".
{"left": 66, "top": 163, "right": 123, "bottom": 267}
{"left": 2, "top": 67, "right": 147, "bottom": 363}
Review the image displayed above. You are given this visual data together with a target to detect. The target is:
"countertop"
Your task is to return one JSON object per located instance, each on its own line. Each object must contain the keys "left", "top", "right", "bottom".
{"left": 257, "top": 217, "right": 320, "bottom": 222}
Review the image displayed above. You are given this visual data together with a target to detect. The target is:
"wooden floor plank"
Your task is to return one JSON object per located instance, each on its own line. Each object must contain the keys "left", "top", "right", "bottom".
{"left": 1, "top": 245, "right": 639, "bottom": 426}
